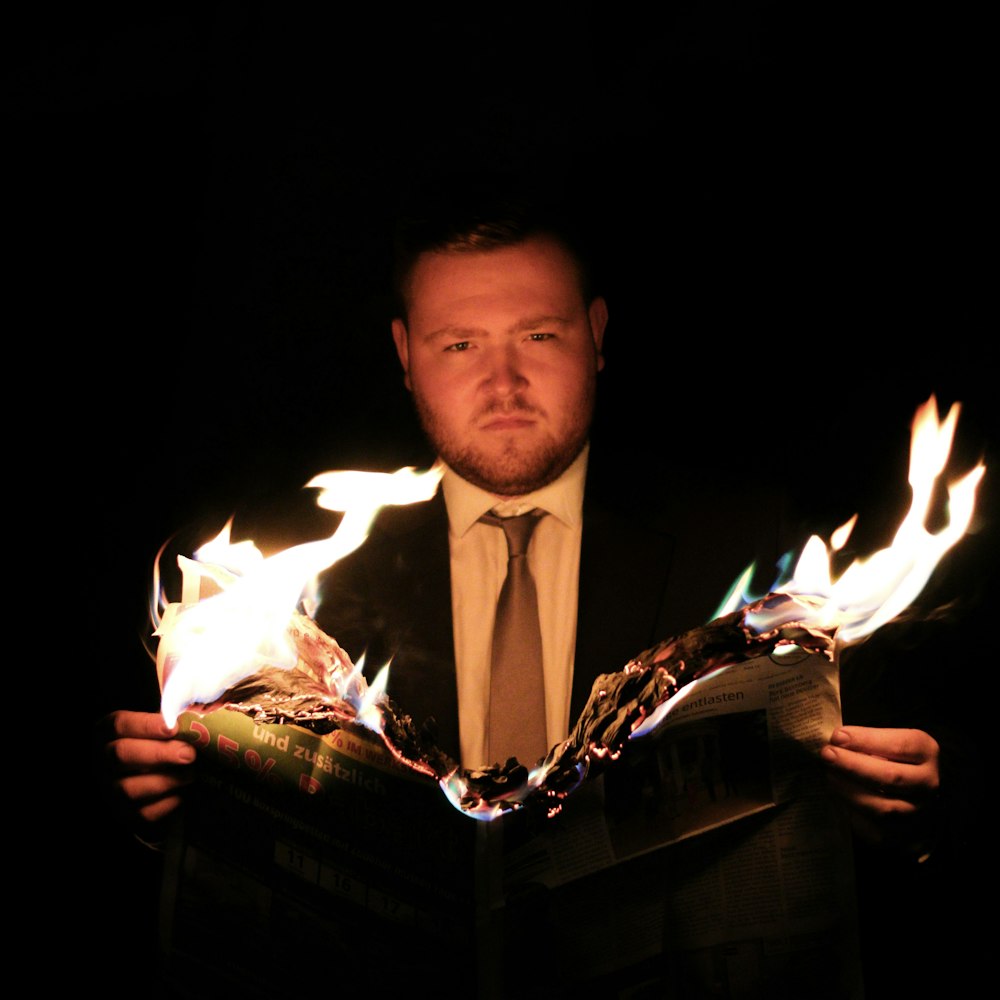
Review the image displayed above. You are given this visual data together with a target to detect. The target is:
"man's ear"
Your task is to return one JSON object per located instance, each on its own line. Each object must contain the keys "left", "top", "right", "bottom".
{"left": 391, "top": 317, "right": 412, "bottom": 391}
{"left": 589, "top": 296, "right": 608, "bottom": 372}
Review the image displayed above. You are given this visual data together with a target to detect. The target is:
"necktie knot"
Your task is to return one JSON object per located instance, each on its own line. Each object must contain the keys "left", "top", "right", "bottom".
{"left": 480, "top": 508, "right": 545, "bottom": 558}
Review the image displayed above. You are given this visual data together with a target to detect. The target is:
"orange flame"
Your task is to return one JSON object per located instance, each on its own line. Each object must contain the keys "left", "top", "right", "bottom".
{"left": 745, "top": 397, "right": 984, "bottom": 643}
{"left": 155, "top": 463, "right": 444, "bottom": 726}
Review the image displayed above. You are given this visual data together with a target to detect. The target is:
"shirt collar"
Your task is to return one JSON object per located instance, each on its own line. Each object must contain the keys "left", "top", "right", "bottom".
{"left": 442, "top": 444, "right": 589, "bottom": 538}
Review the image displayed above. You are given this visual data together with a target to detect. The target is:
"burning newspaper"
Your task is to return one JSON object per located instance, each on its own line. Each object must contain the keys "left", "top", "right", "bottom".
{"left": 153, "top": 396, "right": 983, "bottom": 821}
{"left": 158, "top": 591, "right": 835, "bottom": 818}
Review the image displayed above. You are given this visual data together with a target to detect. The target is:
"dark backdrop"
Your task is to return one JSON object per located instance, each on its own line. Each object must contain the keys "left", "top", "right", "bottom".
{"left": 11, "top": 5, "right": 994, "bottom": 993}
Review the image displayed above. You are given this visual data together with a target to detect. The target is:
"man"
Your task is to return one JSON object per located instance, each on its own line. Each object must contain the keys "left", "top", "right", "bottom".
{"left": 104, "top": 193, "right": 943, "bottom": 857}
{"left": 312, "top": 209, "right": 680, "bottom": 772}
{"left": 103, "top": 193, "right": 974, "bottom": 998}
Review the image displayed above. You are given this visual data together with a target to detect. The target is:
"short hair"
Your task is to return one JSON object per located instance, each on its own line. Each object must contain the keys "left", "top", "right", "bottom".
{"left": 391, "top": 174, "right": 599, "bottom": 321}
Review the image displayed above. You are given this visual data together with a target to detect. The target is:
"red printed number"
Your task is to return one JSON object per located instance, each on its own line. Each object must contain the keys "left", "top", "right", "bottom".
{"left": 216, "top": 735, "right": 276, "bottom": 778}
{"left": 188, "top": 721, "right": 211, "bottom": 749}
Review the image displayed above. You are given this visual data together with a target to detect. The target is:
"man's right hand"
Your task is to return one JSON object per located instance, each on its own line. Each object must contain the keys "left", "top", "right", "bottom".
{"left": 99, "top": 710, "right": 198, "bottom": 828}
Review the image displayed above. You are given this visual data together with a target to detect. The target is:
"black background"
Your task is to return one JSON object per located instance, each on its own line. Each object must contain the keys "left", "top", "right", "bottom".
{"left": 11, "top": 4, "right": 995, "bottom": 992}
{"left": 12, "top": 5, "right": 994, "bottom": 703}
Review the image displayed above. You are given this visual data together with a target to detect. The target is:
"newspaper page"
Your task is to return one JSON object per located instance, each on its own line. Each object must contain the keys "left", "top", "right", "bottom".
{"left": 482, "top": 649, "right": 864, "bottom": 999}
{"left": 155, "top": 600, "right": 862, "bottom": 998}
{"left": 156, "top": 709, "right": 478, "bottom": 994}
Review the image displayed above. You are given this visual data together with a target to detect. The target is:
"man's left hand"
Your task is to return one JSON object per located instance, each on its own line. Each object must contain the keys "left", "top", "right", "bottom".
{"left": 821, "top": 725, "right": 940, "bottom": 858}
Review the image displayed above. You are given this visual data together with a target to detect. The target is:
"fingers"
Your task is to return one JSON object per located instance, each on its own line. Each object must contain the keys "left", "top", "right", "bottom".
{"left": 136, "top": 793, "right": 186, "bottom": 826}
{"left": 824, "top": 770, "right": 921, "bottom": 816}
{"left": 99, "top": 709, "right": 177, "bottom": 743}
{"left": 110, "top": 767, "right": 192, "bottom": 826}
{"left": 826, "top": 764, "right": 938, "bottom": 856}
{"left": 822, "top": 725, "right": 941, "bottom": 854}
{"left": 822, "top": 726, "right": 940, "bottom": 798}
{"left": 118, "top": 770, "right": 194, "bottom": 800}
{"left": 829, "top": 726, "right": 939, "bottom": 766}
{"left": 110, "top": 735, "right": 196, "bottom": 771}
{"left": 100, "top": 710, "right": 197, "bottom": 771}
{"left": 98, "top": 709, "right": 198, "bottom": 828}
{"left": 821, "top": 744, "right": 939, "bottom": 799}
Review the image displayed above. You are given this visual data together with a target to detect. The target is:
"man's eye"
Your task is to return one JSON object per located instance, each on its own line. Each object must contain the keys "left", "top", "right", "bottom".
{"left": 527, "top": 333, "right": 554, "bottom": 342}
{"left": 444, "top": 341, "right": 471, "bottom": 352}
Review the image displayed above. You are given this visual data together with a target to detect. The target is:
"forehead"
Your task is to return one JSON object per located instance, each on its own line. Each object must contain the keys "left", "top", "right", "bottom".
{"left": 404, "top": 236, "right": 587, "bottom": 328}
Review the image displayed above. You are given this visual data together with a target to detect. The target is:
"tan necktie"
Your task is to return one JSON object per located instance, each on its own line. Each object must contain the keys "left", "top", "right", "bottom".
{"left": 480, "top": 509, "right": 547, "bottom": 766}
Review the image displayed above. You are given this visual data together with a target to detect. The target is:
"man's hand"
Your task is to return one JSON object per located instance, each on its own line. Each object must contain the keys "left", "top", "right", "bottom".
{"left": 99, "top": 710, "right": 198, "bottom": 828}
{"left": 821, "top": 725, "right": 940, "bottom": 857}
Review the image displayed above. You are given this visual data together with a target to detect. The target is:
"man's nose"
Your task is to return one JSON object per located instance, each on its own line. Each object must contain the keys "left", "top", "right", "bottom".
{"left": 486, "top": 344, "right": 527, "bottom": 395}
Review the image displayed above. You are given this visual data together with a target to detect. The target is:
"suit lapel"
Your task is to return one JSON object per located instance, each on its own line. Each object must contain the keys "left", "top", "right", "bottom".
{"left": 372, "top": 492, "right": 461, "bottom": 759}
{"left": 571, "top": 503, "right": 676, "bottom": 724}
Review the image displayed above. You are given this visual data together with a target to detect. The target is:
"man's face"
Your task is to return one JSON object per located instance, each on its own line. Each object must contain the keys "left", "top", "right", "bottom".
{"left": 392, "top": 236, "right": 608, "bottom": 496}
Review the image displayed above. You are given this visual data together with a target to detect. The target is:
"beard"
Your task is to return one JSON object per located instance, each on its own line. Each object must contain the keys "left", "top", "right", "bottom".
{"left": 412, "top": 386, "right": 595, "bottom": 496}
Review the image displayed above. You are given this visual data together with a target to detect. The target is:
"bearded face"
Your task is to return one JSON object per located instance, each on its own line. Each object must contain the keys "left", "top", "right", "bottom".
{"left": 392, "top": 236, "right": 607, "bottom": 496}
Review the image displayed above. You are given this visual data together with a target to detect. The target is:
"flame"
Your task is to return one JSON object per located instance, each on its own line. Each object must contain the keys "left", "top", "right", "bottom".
{"left": 357, "top": 657, "right": 390, "bottom": 732}
{"left": 156, "top": 463, "right": 443, "bottom": 726}
{"left": 745, "top": 397, "right": 984, "bottom": 644}
{"left": 829, "top": 513, "right": 858, "bottom": 552}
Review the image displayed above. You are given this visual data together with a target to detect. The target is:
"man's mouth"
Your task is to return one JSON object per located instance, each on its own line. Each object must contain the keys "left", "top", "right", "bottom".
{"left": 476, "top": 398, "right": 542, "bottom": 431}
{"left": 479, "top": 415, "right": 538, "bottom": 431}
